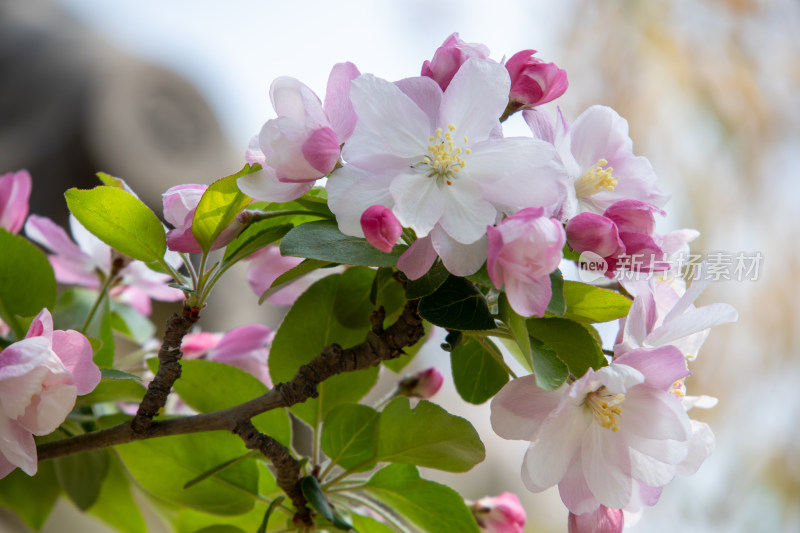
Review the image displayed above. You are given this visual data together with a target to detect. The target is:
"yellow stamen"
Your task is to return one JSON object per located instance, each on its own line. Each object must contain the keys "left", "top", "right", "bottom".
{"left": 575, "top": 158, "right": 618, "bottom": 198}
{"left": 585, "top": 387, "right": 625, "bottom": 432}
{"left": 418, "top": 123, "right": 469, "bottom": 186}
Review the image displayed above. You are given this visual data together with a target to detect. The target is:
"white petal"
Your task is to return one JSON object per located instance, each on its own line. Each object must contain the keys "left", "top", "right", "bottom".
{"left": 522, "top": 406, "right": 590, "bottom": 491}
{"left": 327, "top": 165, "right": 395, "bottom": 237}
{"left": 490, "top": 375, "right": 565, "bottom": 441}
{"left": 0, "top": 414, "right": 37, "bottom": 476}
{"left": 430, "top": 226, "right": 488, "bottom": 277}
{"left": 558, "top": 456, "right": 600, "bottom": 515}
{"left": 676, "top": 420, "right": 715, "bottom": 476}
{"left": 270, "top": 76, "right": 327, "bottom": 127}
{"left": 344, "top": 74, "right": 430, "bottom": 167}
{"left": 390, "top": 173, "right": 445, "bottom": 237}
{"left": 394, "top": 76, "right": 443, "bottom": 131}
{"left": 237, "top": 168, "right": 313, "bottom": 203}
{"left": 629, "top": 447, "right": 676, "bottom": 487}
{"left": 619, "top": 388, "right": 690, "bottom": 441}
{"left": 438, "top": 178, "right": 496, "bottom": 244}
{"left": 581, "top": 424, "right": 633, "bottom": 509}
{"left": 646, "top": 303, "right": 738, "bottom": 347}
{"left": 439, "top": 59, "right": 509, "bottom": 143}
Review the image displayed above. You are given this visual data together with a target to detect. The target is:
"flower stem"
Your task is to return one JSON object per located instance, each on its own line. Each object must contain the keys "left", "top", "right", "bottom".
{"left": 475, "top": 335, "right": 518, "bottom": 379}
{"left": 81, "top": 274, "right": 117, "bottom": 334}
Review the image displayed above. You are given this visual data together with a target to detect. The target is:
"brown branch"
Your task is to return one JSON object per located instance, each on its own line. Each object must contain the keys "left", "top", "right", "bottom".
{"left": 130, "top": 305, "right": 200, "bottom": 433}
{"left": 234, "top": 419, "right": 312, "bottom": 527}
{"left": 37, "top": 299, "right": 424, "bottom": 461}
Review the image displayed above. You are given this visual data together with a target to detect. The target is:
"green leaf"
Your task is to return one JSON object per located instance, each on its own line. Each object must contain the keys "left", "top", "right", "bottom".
{"left": 65, "top": 186, "right": 166, "bottom": 262}
{"left": 561, "top": 281, "right": 632, "bottom": 323}
{"left": 195, "top": 527, "right": 246, "bottom": 533}
{"left": 498, "top": 293, "right": 531, "bottom": 369}
{"left": 527, "top": 317, "right": 606, "bottom": 378}
{"left": 450, "top": 338, "right": 509, "bottom": 404}
{"left": 363, "top": 464, "right": 480, "bottom": 533}
{"left": 301, "top": 476, "right": 351, "bottom": 530}
{"left": 76, "top": 377, "right": 146, "bottom": 407}
{"left": 376, "top": 397, "right": 485, "bottom": 472}
{"left": 405, "top": 261, "right": 450, "bottom": 299}
{"left": 110, "top": 301, "right": 155, "bottom": 344}
{"left": 269, "top": 271, "right": 379, "bottom": 427}
{"left": 258, "top": 258, "right": 333, "bottom": 303}
{"left": 333, "top": 267, "right": 377, "bottom": 329}
{"left": 99, "top": 368, "right": 142, "bottom": 380}
{"left": 0, "top": 230, "right": 57, "bottom": 328}
{"left": 174, "top": 360, "right": 291, "bottom": 448}
{"left": 418, "top": 275, "right": 495, "bottom": 331}
{"left": 321, "top": 404, "right": 379, "bottom": 470}
{"left": 280, "top": 219, "right": 405, "bottom": 266}
{"left": 221, "top": 222, "right": 292, "bottom": 265}
{"left": 115, "top": 430, "right": 258, "bottom": 515}
{"left": 258, "top": 496, "right": 285, "bottom": 533}
{"left": 54, "top": 449, "right": 111, "bottom": 510}
{"left": 529, "top": 337, "right": 569, "bottom": 390}
{"left": 89, "top": 452, "right": 147, "bottom": 533}
{"left": 175, "top": 500, "right": 281, "bottom": 533}
{"left": 350, "top": 512, "right": 395, "bottom": 533}
{"left": 546, "top": 269, "right": 566, "bottom": 316}
{"left": 92, "top": 296, "right": 115, "bottom": 368}
{"left": 192, "top": 165, "right": 257, "bottom": 253}
{"left": 0, "top": 461, "right": 60, "bottom": 530}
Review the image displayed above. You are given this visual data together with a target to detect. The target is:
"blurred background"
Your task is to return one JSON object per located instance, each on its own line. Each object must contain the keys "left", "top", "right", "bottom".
{"left": 1, "top": 0, "right": 798, "bottom": 531}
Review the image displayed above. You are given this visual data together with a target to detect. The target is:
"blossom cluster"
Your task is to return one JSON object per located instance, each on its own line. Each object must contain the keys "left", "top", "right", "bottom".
{"left": 234, "top": 33, "right": 737, "bottom": 531}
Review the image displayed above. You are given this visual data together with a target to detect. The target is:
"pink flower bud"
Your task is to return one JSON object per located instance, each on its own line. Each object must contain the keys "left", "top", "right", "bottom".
{"left": 162, "top": 184, "right": 245, "bottom": 253}
{"left": 0, "top": 309, "right": 100, "bottom": 478}
{"left": 472, "top": 492, "right": 526, "bottom": 533}
{"left": 566, "top": 212, "right": 625, "bottom": 258}
{"left": 360, "top": 205, "right": 402, "bottom": 253}
{"left": 568, "top": 506, "right": 624, "bottom": 533}
{"left": 487, "top": 207, "right": 565, "bottom": 317}
{"left": 421, "top": 33, "right": 490, "bottom": 91}
{"left": 398, "top": 368, "right": 444, "bottom": 399}
{"left": 0, "top": 169, "right": 32, "bottom": 234}
{"left": 505, "top": 50, "right": 568, "bottom": 107}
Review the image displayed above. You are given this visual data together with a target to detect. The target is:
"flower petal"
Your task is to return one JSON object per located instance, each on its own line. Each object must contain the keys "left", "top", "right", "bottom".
{"left": 396, "top": 236, "right": 437, "bottom": 280}
{"left": 490, "top": 375, "right": 564, "bottom": 441}
{"left": 0, "top": 414, "right": 37, "bottom": 476}
{"left": 390, "top": 173, "right": 446, "bottom": 237}
{"left": 430, "top": 226, "right": 487, "bottom": 277}
{"left": 522, "top": 406, "right": 590, "bottom": 491}
{"left": 237, "top": 167, "right": 313, "bottom": 203}
{"left": 581, "top": 424, "right": 632, "bottom": 509}
{"left": 52, "top": 330, "right": 100, "bottom": 395}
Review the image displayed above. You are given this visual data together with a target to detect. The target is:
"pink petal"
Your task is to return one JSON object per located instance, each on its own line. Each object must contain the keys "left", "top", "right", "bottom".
{"left": 323, "top": 62, "right": 361, "bottom": 142}
{"left": 559, "top": 456, "right": 600, "bottom": 515}
{"left": 245, "top": 246, "right": 305, "bottom": 298}
{"left": 566, "top": 213, "right": 624, "bottom": 258}
{"left": 0, "top": 170, "right": 32, "bottom": 234}
{"left": 505, "top": 275, "right": 552, "bottom": 318}
{"left": 522, "top": 407, "right": 589, "bottom": 492}
{"left": 237, "top": 167, "right": 314, "bottom": 203}
{"left": 181, "top": 332, "right": 221, "bottom": 358}
{"left": 51, "top": 330, "right": 100, "bottom": 395}
{"left": 360, "top": 205, "right": 402, "bottom": 253}
{"left": 618, "top": 387, "right": 690, "bottom": 441}
{"left": 430, "top": 227, "right": 487, "bottom": 277}
{"left": 603, "top": 200, "right": 663, "bottom": 235}
{"left": 211, "top": 324, "right": 273, "bottom": 358}
{"left": 26, "top": 308, "right": 54, "bottom": 340}
{"left": 396, "top": 236, "right": 437, "bottom": 280}
{"left": 490, "top": 375, "right": 563, "bottom": 441}
{"left": 581, "top": 424, "right": 632, "bottom": 509}
{"left": 301, "top": 127, "right": 341, "bottom": 175}
{"left": 613, "top": 346, "right": 689, "bottom": 390}
{"left": 0, "top": 337, "right": 52, "bottom": 381}
{"left": 0, "top": 415, "right": 37, "bottom": 477}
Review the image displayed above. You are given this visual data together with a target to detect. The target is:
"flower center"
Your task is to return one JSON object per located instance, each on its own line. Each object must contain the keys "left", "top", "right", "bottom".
{"left": 575, "top": 158, "right": 618, "bottom": 198}
{"left": 420, "top": 124, "right": 471, "bottom": 186}
{"left": 585, "top": 386, "right": 625, "bottom": 432}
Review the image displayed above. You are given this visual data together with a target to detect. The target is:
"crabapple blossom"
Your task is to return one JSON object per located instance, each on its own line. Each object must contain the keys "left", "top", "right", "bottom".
{"left": 491, "top": 345, "right": 709, "bottom": 514}
{"left": 471, "top": 492, "right": 527, "bottom": 533}
{"left": 328, "top": 58, "right": 566, "bottom": 276}
{"left": 487, "top": 207, "right": 565, "bottom": 317}
{"left": 421, "top": 32, "right": 490, "bottom": 91}
{"left": 24, "top": 214, "right": 183, "bottom": 316}
{"left": 181, "top": 324, "right": 273, "bottom": 387}
{"left": 397, "top": 368, "right": 444, "bottom": 399}
{"left": 162, "top": 184, "right": 246, "bottom": 253}
{"left": 0, "top": 169, "right": 32, "bottom": 234}
{"left": 524, "top": 105, "right": 668, "bottom": 220}
{"left": 567, "top": 200, "right": 666, "bottom": 273}
{"left": 505, "top": 50, "right": 568, "bottom": 108}
{"left": 0, "top": 309, "right": 100, "bottom": 478}
{"left": 567, "top": 505, "right": 623, "bottom": 533}
{"left": 360, "top": 205, "right": 403, "bottom": 253}
{"left": 239, "top": 62, "right": 360, "bottom": 203}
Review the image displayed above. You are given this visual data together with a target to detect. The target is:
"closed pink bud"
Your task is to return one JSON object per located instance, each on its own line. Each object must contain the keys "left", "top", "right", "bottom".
{"left": 0, "top": 169, "right": 32, "bottom": 234}
{"left": 163, "top": 184, "right": 245, "bottom": 253}
{"left": 568, "top": 506, "right": 624, "bottom": 533}
{"left": 566, "top": 212, "right": 625, "bottom": 258}
{"left": 398, "top": 368, "right": 443, "bottom": 399}
{"left": 421, "top": 33, "right": 490, "bottom": 91}
{"left": 505, "top": 50, "right": 568, "bottom": 107}
{"left": 360, "top": 205, "right": 402, "bottom": 253}
{"left": 472, "top": 492, "right": 526, "bottom": 533}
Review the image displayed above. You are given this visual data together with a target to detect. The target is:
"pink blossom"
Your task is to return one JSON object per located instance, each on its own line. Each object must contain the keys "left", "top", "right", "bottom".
{"left": 244, "top": 246, "right": 305, "bottom": 305}
{"left": 472, "top": 492, "right": 527, "bottom": 533}
{"left": 566, "top": 200, "right": 665, "bottom": 274}
{"left": 239, "top": 62, "right": 360, "bottom": 203}
{"left": 491, "top": 346, "right": 710, "bottom": 514}
{"left": 397, "top": 368, "right": 444, "bottom": 399}
{"left": 0, "top": 309, "right": 100, "bottom": 478}
{"left": 361, "top": 205, "right": 402, "bottom": 253}
{"left": 421, "top": 33, "right": 490, "bottom": 91}
{"left": 568, "top": 505, "right": 623, "bottom": 533}
{"left": 487, "top": 207, "right": 565, "bottom": 317}
{"left": 24, "top": 215, "right": 183, "bottom": 316}
{"left": 182, "top": 325, "right": 273, "bottom": 387}
{"left": 0, "top": 169, "right": 32, "bottom": 234}
{"left": 162, "top": 184, "right": 245, "bottom": 253}
{"left": 524, "top": 106, "right": 668, "bottom": 220}
{"left": 327, "top": 59, "right": 566, "bottom": 277}
{"left": 505, "top": 50, "right": 568, "bottom": 107}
